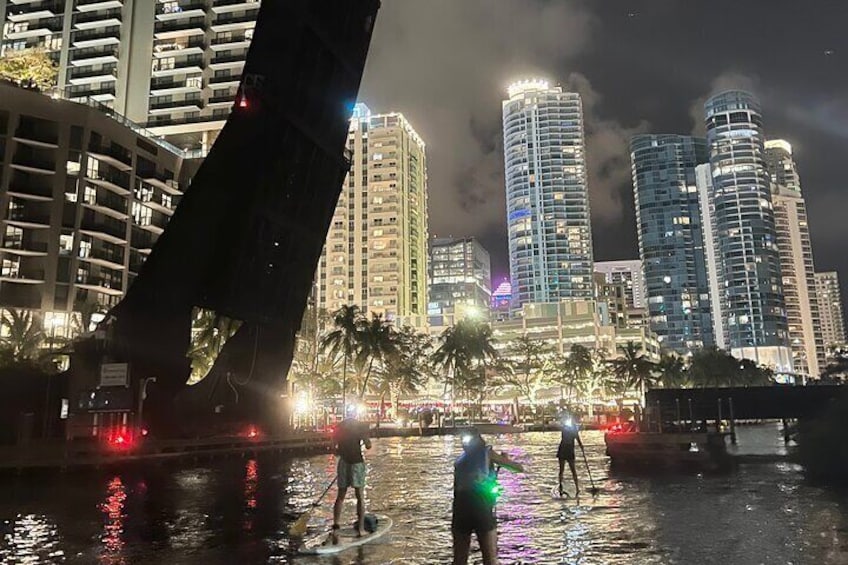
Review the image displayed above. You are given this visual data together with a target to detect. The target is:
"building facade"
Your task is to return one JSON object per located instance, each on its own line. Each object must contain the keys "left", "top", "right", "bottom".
{"left": 765, "top": 139, "right": 825, "bottom": 379}
{"left": 594, "top": 260, "right": 646, "bottom": 310}
{"left": 502, "top": 79, "right": 594, "bottom": 309}
{"left": 1, "top": 0, "right": 262, "bottom": 152}
{"left": 428, "top": 236, "right": 491, "bottom": 325}
{"left": 315, "top": 104, "right": 429, "bottom": 326}
{"left": 815, "top": 271, "right": 846, "bottom": 348}
{"left": 630, "top": 135, "right": 713, "bottom": 354}
{"left": 0, "top": 82, "right": 186, "bottom": 339}
{"left": 703, "top": 91, "right": 792, "bottom": 372}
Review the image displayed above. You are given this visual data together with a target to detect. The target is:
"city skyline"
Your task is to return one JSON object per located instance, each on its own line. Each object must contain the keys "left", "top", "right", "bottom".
{"left": 358, "top": 1, "right": 847, "bottom": 318}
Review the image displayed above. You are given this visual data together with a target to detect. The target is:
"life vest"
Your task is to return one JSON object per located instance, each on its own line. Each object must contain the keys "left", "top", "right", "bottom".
{"left": 454, "top": 446, "right": 498, "bottom": 503}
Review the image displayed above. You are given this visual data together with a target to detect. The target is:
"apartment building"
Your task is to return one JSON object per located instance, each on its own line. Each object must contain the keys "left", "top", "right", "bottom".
{"left": 315, "top": 104, "right": 429, "bottom": 327}
{"left": 0, "top": 81, "right": 188, "bottom": 338}
{"left": 1, "top": 0, "right": 261, "bottom": 152}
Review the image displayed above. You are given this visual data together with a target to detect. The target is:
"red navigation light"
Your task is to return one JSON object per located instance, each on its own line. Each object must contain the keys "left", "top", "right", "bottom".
{"left": 247, "top": 426, "right": 259, "bottom": 439}
{"left": 237, "top": 95, "right": 249, "bottom": 109}
{"left": 140, "top": 428, "right": 149, "bottom": 437}
{"left": 107, "top": 430, "right": 134, "bottom": 450}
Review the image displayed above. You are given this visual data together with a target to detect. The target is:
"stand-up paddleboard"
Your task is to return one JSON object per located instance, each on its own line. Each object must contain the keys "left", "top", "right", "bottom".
{"left": 298, "top": 515, "right": 393, "bottom": 555}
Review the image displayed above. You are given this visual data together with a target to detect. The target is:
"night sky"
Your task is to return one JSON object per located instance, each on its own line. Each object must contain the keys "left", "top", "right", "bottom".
{"left": 359, "top": 0, "right": 848, "bottom": 307}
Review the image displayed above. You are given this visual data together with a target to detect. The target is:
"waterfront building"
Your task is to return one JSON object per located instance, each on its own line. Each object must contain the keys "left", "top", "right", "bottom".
{"left": 428, "top": 236, "right": 491, "bottom": 327}
{"left": 502, "top": 78, "right": 594, "bottom": 309}
{"left": 703, "top": 91, "right": 792, "bottom": 372}
{"left": 594, "top": 259, "right": 647, "bottom": 310}
{"left": 315, "top": 104, "right": 429, "bottom": 327}
{"left": 492, "top": 300, "right": 660, "bottom": 361}
{"left": 815, "top": 271, "right": 847, "bottom": 348}
{"left": 1, "top": 0, "right": 263, "bottom": 153}
{"left": 0, "top": 82, "right": 188, "bottom": 339}
{"left": 630, "top": 134, "right": 713, "bottom": 354}
{"left": 695, "top": 163, "right": 725, "bottom": 350}
{"left": 765, "top": 140, "right": 825, "bottom": 379}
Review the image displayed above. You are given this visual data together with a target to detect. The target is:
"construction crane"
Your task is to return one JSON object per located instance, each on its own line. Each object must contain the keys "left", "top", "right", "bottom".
{"left": 71, "top": 1, "right": 382, "bottom": 436}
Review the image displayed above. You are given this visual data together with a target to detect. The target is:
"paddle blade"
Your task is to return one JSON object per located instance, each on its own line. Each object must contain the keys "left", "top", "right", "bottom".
{"left": 289, "top": 512, "right": 311, "bottom": 537}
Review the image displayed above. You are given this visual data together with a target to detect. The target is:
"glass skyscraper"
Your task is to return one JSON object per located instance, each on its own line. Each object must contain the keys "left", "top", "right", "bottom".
{"left": 630, "top": 135, "right": 713, "bottom": 354}
{"left": 502, "top": 79, "right": 593, "bottom": 309}
{"left": 703, "top": 91, "right": 792, "bottom": 372}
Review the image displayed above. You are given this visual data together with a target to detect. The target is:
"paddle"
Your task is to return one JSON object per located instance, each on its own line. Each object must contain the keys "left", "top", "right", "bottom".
{"left": 289, "top": 476, "right": 337, "bottom": 537}
{"left": 579, "top": 444, "right": 600, "bottom": 496}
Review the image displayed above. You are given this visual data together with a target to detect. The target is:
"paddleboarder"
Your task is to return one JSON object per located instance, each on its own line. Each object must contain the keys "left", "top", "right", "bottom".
{"left": 452, "top": 428, "right": 524, "bottom": 565}
{"left": 332, "top": 416, "right": 372, "bottom": 538}
{"left": 557, "top": 413, "right": 583, "bottom": 496}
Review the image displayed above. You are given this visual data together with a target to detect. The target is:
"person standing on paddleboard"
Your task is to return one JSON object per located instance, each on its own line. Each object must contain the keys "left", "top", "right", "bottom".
{"left": 332, "top": 416, "right": 372, "bottom": 537}
{"left": 557, "top": 413, "right": 583, "bottom": 496}
{"left": 452, "top": 428, "right": 524, "bottom": 565}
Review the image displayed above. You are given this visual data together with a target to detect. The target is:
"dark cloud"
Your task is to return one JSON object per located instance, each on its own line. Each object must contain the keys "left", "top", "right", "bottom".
{"left": 359, "top": 0, "right": 848, "bottom": 316}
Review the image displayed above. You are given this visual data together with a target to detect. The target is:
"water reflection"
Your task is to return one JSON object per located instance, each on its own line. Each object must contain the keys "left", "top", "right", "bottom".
{"left": 0, "top": 426, "right": 845, "bottom": 564}
{"left": 100, "top": 476, "right": 127, "bottom": 564}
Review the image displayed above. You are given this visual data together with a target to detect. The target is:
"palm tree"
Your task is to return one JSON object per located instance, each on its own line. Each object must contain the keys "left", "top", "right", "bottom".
{"left": 610, "top": 341, "right": 657, "bottom": 407}
{"left": 431, "top": 325, "right": 470, "bottom": 424}
{"left": 355, "top": 313, "right": 398, "bottom": 397}
{"left": 187, "top": 308, "right": 241, "bottom": 384}
{"left": 657, "top": 354, "right": 688, "bottom": 388}
{"left": 373, "top": 327, "right": 430, "bottom": 425}
{"left": 503, "top": 334, "right": 552, "bottom": 418}
{"left": 320, "top": 305, "right": 363, "bottom": 413}
{"left": 0, "top": 309, "right": 45, "bottom": 363}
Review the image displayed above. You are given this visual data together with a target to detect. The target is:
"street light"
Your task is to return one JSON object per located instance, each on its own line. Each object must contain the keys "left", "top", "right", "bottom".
{"left": 42, "top": 313, "right": 64, "bottom": 438}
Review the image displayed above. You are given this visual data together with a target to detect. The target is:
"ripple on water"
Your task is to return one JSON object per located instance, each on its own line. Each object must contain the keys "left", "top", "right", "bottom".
{"left": 0, "top": 426, "right": 846, "bottom": 564}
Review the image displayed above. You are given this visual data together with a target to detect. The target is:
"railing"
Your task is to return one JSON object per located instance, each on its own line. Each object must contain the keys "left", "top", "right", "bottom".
{"left": 212, "top": 11, "right": 259, "bottom": 26}
{"left": 156, "top": 2, "right": 207, "bottom": 16}
{"left": 73, "top": 28, "right": 121, "bottom": 43}
{"left": 150, "top": 99, "right": 202, "bottom": 111}
{"left": 211, "top": 34, "right": 250, "bottom": 45}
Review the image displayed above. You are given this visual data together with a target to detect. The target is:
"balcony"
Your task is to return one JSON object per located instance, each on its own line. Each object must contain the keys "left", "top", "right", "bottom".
{"left": 155, "top": 2, "right": 206, "bottom": 21}
{"left": 4, "top": 19, "right": 63, "bottom": 40}
{"left": 7, "top": 185, "right": 53, "bottom": 201}
{"left": 7, "top": 2, "right": 62, "bottom": 22}
{"left": 87, "top": 171, "right": 130, "bottom": 195}
{"left": 82, "top": 192, "right": 130, "bottom": 220}
{"left": 151, "top": 58, "right": 204, "bottom": 78}
{"left": 140, "top": 196, "right": 174, "bottom": 216}
{"left": 209, "top": 73, "right": 241, "bottom": 86}
{"left": 211, "top": 0, "right": 260, "bottom": 14}
{"left": 148, "top": 98, "right": 203, "bottom": 114}
{"left": 80, "top": 217, "right": 128, "bottom": 245}
{"left": 70, "top": 46, "right": 119, "bottom": 65}
{"left": 207, "top": 94, "right": 234, "bottom": 107}
{"left": 6, "top": 207, "right": 52, "bottom": 228}
{"left": 210, "top": 32, "right": 252, "bottom": 50}
{"left": 88, "top": 145, "right": 132, "bottom": 172}
{"left": 68, "top": 66, "right": 117, "bottom": 85}
{"left": 75, "top": 0, "right": 123, "bottom": 12}
{"left": 153, "top": 37, "right": 205, "bottom": 58}
{"left": 150, "top": 76, "right": 203, "bottom": 96}
{"left": 140, "top": 176, "right": 181, "bottom": 195}
{"left": 72, "top": 27, "right": 121, "bottom": 48}
{"left": 67, "top": 84, "right": 116, "bottom": 102}
{"left": 211, "top": 11, "right": 258, "bottom": 33}
{"left": 209, "top": 52, "right": 245, "bottom": 69}
{"left": 2, "top": 239, "right": 49, "bottom": 257}
{"left": 79, "top": 247, "right": 125, "bottom": 270}
{"left": 73, "top": 9, "right": 121, "bottom": 29}
{"left": 10, "top": 156, "right": 55, "bottom": 175}
{"left": 154, "top": 18, "right": 205, "bottom": 40}
{"left": 13, "top": 126, "right": 59, "bottom": 148}
{"left": 0, "top": 269, "right": 46, "bottom": 284}
{"left": 76, "top": 275, "right": 123, "bottom": 296}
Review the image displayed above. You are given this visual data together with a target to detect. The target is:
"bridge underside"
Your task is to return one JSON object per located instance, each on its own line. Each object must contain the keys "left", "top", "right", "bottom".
{"left": 647, "top": 386, "right": 846, "bottom": 421}
{"left": 71, "top": 1, "right": 381, "bottom": 435}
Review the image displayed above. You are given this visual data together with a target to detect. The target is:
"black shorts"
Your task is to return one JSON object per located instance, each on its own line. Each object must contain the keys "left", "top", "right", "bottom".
{"left": 452, "top": 493, "right": 496, "bottom": 536}
{"left": 557, "top": 443, "right": 575, "bottom": 461}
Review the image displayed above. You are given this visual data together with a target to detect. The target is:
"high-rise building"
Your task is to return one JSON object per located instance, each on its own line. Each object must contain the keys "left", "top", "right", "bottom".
{"left": 1, "top": 0, "right": 262, "bottom": 153}
{"left": 815, "top": 272, "right": 846, "bottom": 348}
{"left": 502, "top": 78, "right": 594, "bottom": 309}
{"left": 428, "top": 237, "right": 491, "bottom": 324}
{"left": 491, "top": 279, "right": 512, "bottom": 320}
{"left": 0, "top": 82, "right": 187, "bottom": 339}
{"left": 315, "top": 104, "right": 429, "bottom": 327}
{"left": 703, "top": 90, "right": 792, "bottom": 372}
{"left": 695, "top": 163, "right": 726, "bottom": 350}
{"left": 765, "top": 139, "right": 825, "bottom": 379}
{"left": 594, "top": 259, "right": 647, "bottom": 310}
{"left": 630, "top": 135, "right": 713, "bottom": 354}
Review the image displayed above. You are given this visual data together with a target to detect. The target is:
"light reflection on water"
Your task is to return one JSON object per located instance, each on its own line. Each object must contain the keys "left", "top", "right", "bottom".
{"left": 0, "top": 425, "right": 846, "bottom": 564}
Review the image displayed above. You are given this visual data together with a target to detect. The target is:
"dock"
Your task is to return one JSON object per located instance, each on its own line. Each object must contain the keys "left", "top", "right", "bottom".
{"left": 0, "top": 433, "right": 333, "bottom": 473}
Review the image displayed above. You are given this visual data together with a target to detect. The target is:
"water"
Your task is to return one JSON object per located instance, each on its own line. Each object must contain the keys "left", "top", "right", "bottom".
{"left": 1, "top": 425, "right": 847, "bottom": 564}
